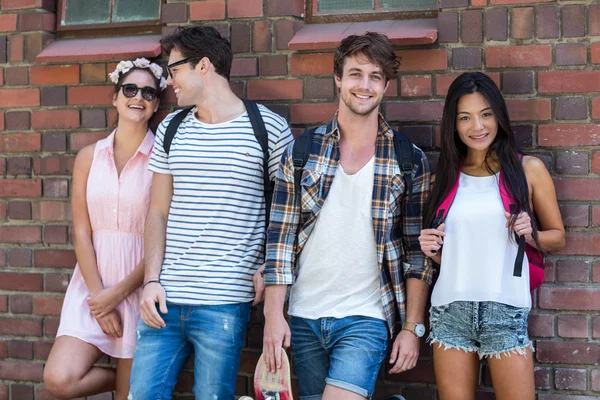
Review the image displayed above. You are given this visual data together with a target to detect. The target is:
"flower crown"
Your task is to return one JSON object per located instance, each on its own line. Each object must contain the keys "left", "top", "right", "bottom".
{"left": 109, "top": 58, "right": 167, "bottom": 90}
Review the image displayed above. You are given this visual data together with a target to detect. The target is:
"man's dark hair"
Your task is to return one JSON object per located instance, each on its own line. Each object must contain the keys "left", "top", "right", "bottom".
{"left": 333, "top": 32, "right": 400, "bottom": 82}
{"left": 161, "top": 26, "right": 232, "bottom": 81}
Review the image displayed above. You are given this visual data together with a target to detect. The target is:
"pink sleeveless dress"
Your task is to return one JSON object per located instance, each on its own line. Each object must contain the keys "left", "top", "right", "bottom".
{"left": 56, "top": 129, "right": 154, "bottom": 358}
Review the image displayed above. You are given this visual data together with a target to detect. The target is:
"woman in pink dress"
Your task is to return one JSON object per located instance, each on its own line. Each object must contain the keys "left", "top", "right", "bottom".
{"left": 44, "top": 58, "right": 166, "bottom": 400}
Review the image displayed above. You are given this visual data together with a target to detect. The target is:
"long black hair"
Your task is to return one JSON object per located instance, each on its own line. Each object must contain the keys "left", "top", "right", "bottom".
{"left": 423, "top": 72, "right": 540, "bottom": 247}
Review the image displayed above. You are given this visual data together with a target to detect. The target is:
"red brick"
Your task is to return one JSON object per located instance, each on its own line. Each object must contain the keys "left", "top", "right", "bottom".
{"left": 5, "top": 66, "right": 28, "bottom": 85}
{"left": 32, "top": 110, "right": 79, "bottom": 130}
{"left": 253, "top": 20, "right": 272, "bottom": 52}
{"left": 438, "top": 11, "right": 459, "bottom": 43}
{"left": 228, "top": 0, "right": 263, "bottom": 18}
{"left": 0, "top": 272, "right": 42, "bottom": 291}
{"left": 8, "top": 34, "right": 24, "bottom": 63}
{"left": 70, "top": 132, "right": 109, "bottom": 152}
{"left": 7, "top": 341, "right": 33, "bottom": 360}
{"left": 1, "top": 0, "right": 46, "bottom": 9}
{"left": 0, "top": 226, "right": 40, "bottom": 244}
{"left": 0, "top": 296, "right": 6, "bottom": 312}
{"left": 536, "top": 6, "right": 559, "bottom": 39}
{"left": 538, "top": 124, "right": 600, "bottom": 147}
{"left": 559, "top": 204, "right": 589, "bottom": 226}
{"left": 25, "top": 31, "right": 52, "bottom": 62}
{"left": 595, "top": 316, "right": 600, "bottom": 338}
{"left": 461, "top": 10, "right": 483, "bottom": 43}
{"left": 7, "top": 201, "right": 30, "bottom": 220}
{"left": 32, "top": 201, "right": 70, "bottom": 221}
{"left": 231, "top": 58, "right": 257, "bottom": 77}
{"left": 590, "top": 4, "right": 600, "bottom": 36}
{"left": 539, "top": 71, "right": 600, "bottom": 93}
{"left": 472, "top": 0, "right": 486, "bottom": 5}
{"left": 44, "top": 318, "right": 60, "bottom": 337}
{"left": 290, "top": 53, "right": 335, "bottom": 75}
{"left": 554, "top": 368, "right": 587, "bottom": 391}
{"left": 0, "top": 88, "right": 39, "bottom": 107}
{"left": 397, "top": 49, "right": 448, "bottom": 72}
{"left": 0, "top": 361, "right": 42, "bottom": 382}
{"left": 592, "top": 43, "right": 600, "bottom": 64}
{"left": 491, "top": 0, "right": 552, "bottom": 3}
{"left": 81, "top": 63, "right": 106, "bottom": 83}
{"left": 528, "top": 313, "right": 554, "bottom": 337}
{"left": 506, "top": 99, "right": 550, "bottom": 121}
{"left": 30, "top": 65, "right": 79, "bottom": 85}
{"left": 34, "top": 156, "right": 75, "bottom": 176}
{"left": 555, "top": 178, "right": 600, "bottom": 202}
{"left": 33, "top": 341, "right": 53, "bottom": 361}
{"left": 33, "top": 296, "right": 63, "bottom": 316}
{"left": 0, "top": 14, "right": 17, "bottom": 32}
{"left": 594, "top": 205, "right": 600, "bottom": 227}
{"left": 43, "top": 178, "right": 69, "bottom": 198}
{"left": 563, "top": 5, "right": 586, "bottom": 38}
{"left": 511, "top": 7, "right": 533, "bottom": 39}
{"left": 44, "top": 272, "right": 70, "bottom": 293}
{"left": 593, "top": 151, "right": 600, "bottom": 174}
{"left": 44, "top": 225, "right": 69, "bottom": 244}
{"left": 259, "top": 54, "right": 287, "bottom": 76}
{"left": 7, "top": 157, "right": 32, "bottom": 176}
{"left": 10, "top": 294, "right": 32, "bottom": 314}
{"left": 557, "top": 315, "right": 589, "bottom": 339}
{"left": 4, "top": 134, "right": 40, "bottom": 153}
{"left": 537, "top": 341, "right": 600, "bottom": 365}
{"left": 486, "top": 45, "right": 551, "bottom": 68}
{"left": 386, "top": 101, "right": 444, "bottom": 122}
{"left": 8, "top": 249, "right": 31, "bottom": 267}
{"left": 556, "top": 232, "right": 600, "bottom": 256}
{"left": 68, "top": 85, "right": 113, "bottom": 105}
{"left": 190, "top": 1, "right": 225, "bottom": 21}
{"left": 231, "top": 22, "right": 251, "bottom": 53}
{"left": 401, "top": 75, "right": 432, "bottom": 97}
{"left": 486, "top": 7, "right": 508, "bottom": 41}
{"left": 34, "top": 249, "right": 76, "bottom": 268}
{"left": 592, "top": 369, "right": 600, "bottom": 392}
{"left": 19, "top": 12, "right": 53, "bottom": 31}
{"left": 161, "top": 2, "right": 188, "bottom": 23}
{"left": 275, "top": 19, "right": 303, "bottom": 51}
{"left": 0, "top": 318, "right": 41, "bottom": 336}
{"left": 556, "top": 43, "right": 588, "bottom": 66}
{"left": 247, "top": 80, "right": 303, "bottom": 100}
{"left": 0, "top": 179, "right": 41, "bottom": 198}
{"left": 540, "top": 286, "right": 600, "bottom": 311}
{"left": 291, "top": 103, "right": 338, "bottom": 124}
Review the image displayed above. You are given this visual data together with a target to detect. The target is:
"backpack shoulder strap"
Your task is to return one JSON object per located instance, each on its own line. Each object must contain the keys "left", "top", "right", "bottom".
{"left": 163, "top": 106, "right": 194, "bottom": 155}
{"left": 392, "top": 130, "right": 415, "bottom": 211}
{"left": 292, "top": 128, "right": 316, "bottom": 195}
{"left": 242, "top": 99, "right": 272, "bottom": 226}
{"left": 433, "top": 162, "right": 462, "bottom": 228}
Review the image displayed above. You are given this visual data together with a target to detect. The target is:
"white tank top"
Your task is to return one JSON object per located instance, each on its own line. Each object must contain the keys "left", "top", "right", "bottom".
{"left": 431, "top": 172, "right": 531, "bottom": 309}
{"left": 288, "top": 157, "right": 386, "bottom": 321}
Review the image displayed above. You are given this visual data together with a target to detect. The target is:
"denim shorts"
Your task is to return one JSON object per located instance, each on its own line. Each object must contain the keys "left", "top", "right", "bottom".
{"left": 428, "top": 301, "right": 533, "bottom": 359}
{"left": 290, "top": 315, "right": 389, "bottom": 400}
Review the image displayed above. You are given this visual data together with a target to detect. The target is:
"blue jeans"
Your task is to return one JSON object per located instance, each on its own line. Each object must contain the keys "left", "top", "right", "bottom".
{"left": 129, "top": 301, "right": 251, "bottom": 399}
{"left": 290, "top": 315, "right": 389, "bottom": 400}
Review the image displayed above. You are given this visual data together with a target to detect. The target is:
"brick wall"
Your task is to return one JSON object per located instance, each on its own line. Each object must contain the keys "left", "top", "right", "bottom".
{"left": 0, "top": 0, "right": 599, "bottom": 399}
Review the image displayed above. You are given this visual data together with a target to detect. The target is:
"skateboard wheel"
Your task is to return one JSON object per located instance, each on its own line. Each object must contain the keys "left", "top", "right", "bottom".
{"left": 387, "top": 396, "right": 406, "bottom": 400}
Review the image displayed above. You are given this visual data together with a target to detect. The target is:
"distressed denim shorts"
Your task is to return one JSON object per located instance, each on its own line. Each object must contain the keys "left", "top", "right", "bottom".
{"left": 290, "top": 315, "right": 389, "bottom": 400}
{"left": 428, "top": 301, "right": 533, "bottom": 359}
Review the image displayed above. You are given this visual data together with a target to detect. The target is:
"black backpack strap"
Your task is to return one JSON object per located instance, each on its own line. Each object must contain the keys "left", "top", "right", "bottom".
{"left": 163, "top": 106, "right": 194, "bottom": 155}
{"left": 392, "top": 130, "right": 414, "bottom": 205}
{"left": 292, "top": 128, "right": 316, "bottom": 196}
{"left": 242, "top": 99, "right": 272, "bottom": 226}
{"left": 510, "top": 204, "right": 526, "bottom": 277}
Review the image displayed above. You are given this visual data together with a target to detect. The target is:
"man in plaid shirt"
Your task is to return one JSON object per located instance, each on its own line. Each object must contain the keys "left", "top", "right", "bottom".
{"left": 261, "top": 32, "right": 433, "bottom": 400}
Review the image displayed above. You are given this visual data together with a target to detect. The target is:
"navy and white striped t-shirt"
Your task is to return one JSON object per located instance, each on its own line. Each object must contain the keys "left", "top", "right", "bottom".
{"left": 149, "top": 105, "right": 293, "bottom": 305}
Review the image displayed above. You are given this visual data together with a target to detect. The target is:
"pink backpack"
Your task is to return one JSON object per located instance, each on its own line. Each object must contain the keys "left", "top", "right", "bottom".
{"left": 432, "top": 158, "right": 544, "bottom": 291}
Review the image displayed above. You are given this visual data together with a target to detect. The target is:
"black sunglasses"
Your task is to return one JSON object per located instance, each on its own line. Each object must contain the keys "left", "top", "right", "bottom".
{"left": 167, "top": 56, "right": 202, "bottom": 79}
{"left": 120, "top": 83, "right": 158, "bottom": 101}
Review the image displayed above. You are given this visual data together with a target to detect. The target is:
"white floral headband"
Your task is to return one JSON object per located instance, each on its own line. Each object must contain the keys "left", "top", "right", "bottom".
{"left": 109, "top": 58, "right": 167, "bottom": 90}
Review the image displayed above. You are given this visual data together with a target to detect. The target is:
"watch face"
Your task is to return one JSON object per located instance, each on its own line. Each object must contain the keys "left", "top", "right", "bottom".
{"left": 415, "top": 324, "right": 426, "bottom": 338}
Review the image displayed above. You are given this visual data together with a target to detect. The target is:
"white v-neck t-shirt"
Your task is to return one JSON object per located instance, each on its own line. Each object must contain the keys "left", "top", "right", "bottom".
{"left": 431, "top": 172, "right": 531, "bottom": 309}
{"left": 289, "top": 157, "right": 386, "bottom": 321}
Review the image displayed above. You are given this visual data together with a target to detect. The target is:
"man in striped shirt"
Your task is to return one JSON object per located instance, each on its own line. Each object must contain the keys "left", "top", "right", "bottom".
{"left": 262, "top": 33, "right": 433, "bottom": 400}
{"left": 129, "top": 26, "right": 293, "bottom": 399}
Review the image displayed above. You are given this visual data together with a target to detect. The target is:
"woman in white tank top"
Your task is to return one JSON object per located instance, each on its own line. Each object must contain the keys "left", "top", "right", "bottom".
{"left": 418, "top": 73, "right": 565, "bottom": 400}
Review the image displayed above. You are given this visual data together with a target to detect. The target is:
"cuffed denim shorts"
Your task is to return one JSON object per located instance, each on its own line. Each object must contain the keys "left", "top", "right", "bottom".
{"left": 428, "top": 301, "right": 533, "bottom": 359}
{"left": 290, "top": 315, "right": 389, "bottom": 400}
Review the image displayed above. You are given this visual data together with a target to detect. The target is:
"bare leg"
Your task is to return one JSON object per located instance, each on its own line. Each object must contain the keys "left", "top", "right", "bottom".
{"left": 323, "top": 384, "right": 366, "bottom": 400}
{"left": 487, "top": 347, "right": 535, "bottom": 400}
{"left": 115, "top": 358, "right": 133, "bottom": 400}
{"left": 44, "top": 336, "right": 115, "bottom": 399}
{"left": 433, "top": 344, "right": 479, "bottom": 400}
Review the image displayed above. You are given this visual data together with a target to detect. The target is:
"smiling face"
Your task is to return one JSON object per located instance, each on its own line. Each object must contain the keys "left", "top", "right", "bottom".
{"left": 335, "top": 54, "right": 388, "bottom": 117}
{"left": 113, "top": 69, "right": 159, "bottom": 124}
{"left": 455, "top": 91, "right": 499, "bottom": 153}
{"left": 166, "top": 48, "right": 204, "bottom": 107}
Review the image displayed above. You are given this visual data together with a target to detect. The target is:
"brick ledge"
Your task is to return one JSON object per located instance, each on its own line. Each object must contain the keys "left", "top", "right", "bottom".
{"left": 36, "top": 35, "right": 162, "bottom": 63}
{"left": 289, "top": 19, "right": 438, "bottom": 51}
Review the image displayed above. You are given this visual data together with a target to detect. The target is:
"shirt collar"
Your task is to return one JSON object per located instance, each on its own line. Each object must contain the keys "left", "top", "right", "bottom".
{"left": 325, "top": 111, "right": 394, "bottom": 139}
{"left": 98, "top": 128, "right": 154, "bottom": 156}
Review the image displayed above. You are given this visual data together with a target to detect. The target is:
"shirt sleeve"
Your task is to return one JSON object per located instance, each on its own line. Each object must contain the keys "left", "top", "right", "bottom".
{"left": 401, "top": 146, "right": 434, "bottom": 285}
{"left": 263, "top": 141, "right": 300, "bottom": 286}
{"left": 265, "top": 110, "right": 294, "bottom": 181}
{"left": 148, "top": 115, "right": 173, "bottom": 175}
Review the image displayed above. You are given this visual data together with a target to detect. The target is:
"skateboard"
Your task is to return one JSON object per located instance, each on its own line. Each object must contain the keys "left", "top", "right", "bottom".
{"left": 253, "top": 350, "right": 293, "bottom": 400}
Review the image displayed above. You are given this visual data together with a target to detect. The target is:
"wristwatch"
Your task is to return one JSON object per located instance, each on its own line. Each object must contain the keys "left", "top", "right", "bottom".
{"left": 402, "top": 321, "right": 426, "bottom": 338}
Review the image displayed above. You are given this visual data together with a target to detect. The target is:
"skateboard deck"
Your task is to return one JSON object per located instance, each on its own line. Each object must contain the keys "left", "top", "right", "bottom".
{"left": 253, "top": 350, "right": 293, "bottom": 400}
